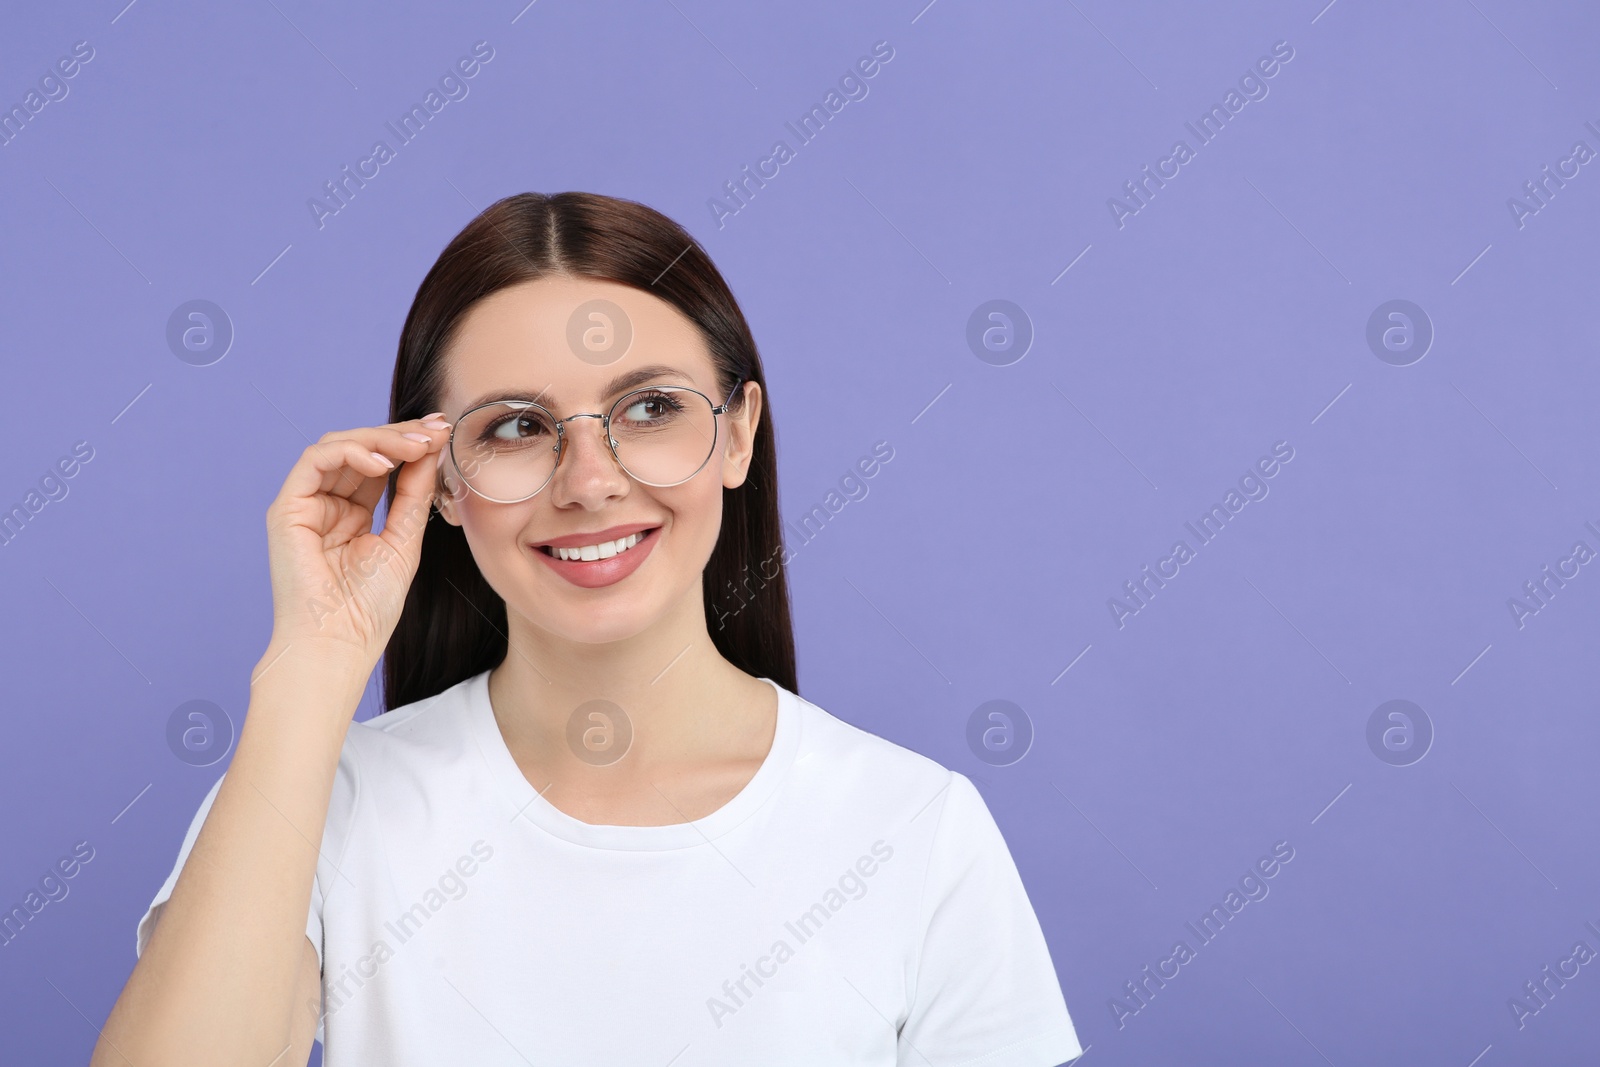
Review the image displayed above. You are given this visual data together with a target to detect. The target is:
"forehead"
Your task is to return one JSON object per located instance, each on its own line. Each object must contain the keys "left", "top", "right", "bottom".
{"left": 439, "top": 275, "right": 714, "bottom": 413}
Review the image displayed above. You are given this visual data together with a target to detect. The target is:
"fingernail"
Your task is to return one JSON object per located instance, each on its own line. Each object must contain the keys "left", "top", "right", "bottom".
{"left": 403, "top": 432, "right": 432, "bottom": 443}
{"left": 421, "top": 411, "right": 445, "bottom": 421}
{"left": 421, "top": 420, "right": 450, "bottom": 430}
{"left": 371, "top": 452, "right": 395, "bottom": 469}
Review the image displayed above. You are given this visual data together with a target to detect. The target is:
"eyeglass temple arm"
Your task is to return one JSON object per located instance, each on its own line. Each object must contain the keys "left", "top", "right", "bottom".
{"left": 714, "top": 376, "right": 745, "bottom": 414}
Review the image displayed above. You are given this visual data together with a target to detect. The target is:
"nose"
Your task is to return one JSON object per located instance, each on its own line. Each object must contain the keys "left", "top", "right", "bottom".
{"left": 549, "top": 413, "right": 629, "bottom": 501}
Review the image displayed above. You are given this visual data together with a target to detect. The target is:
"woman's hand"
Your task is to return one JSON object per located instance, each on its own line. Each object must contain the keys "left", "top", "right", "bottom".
{"left": 262, "top": 414, "right": 452, "bottom": 669}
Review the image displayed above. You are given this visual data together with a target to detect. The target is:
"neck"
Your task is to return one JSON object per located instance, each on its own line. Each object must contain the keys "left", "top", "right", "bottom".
{"left": 485, "top": 586, "right": 758, "bottom": 773}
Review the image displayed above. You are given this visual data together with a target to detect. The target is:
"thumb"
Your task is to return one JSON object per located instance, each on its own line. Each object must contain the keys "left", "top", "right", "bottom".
{"left": 378, "top": 451, "right": 438, "bottom": 570}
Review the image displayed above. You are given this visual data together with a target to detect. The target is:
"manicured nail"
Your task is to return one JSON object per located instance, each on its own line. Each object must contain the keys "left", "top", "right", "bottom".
{"left": 371, "top": 452, "right": 395, "bottom": 469}
{"left": 421, "top": 419, "right": 450, "bottom": 430}
{"left": 403, "top": 432, "right": 432, "bottom": 443}
{"left": 421, "top": 411, "right": 445, "bottom": 421}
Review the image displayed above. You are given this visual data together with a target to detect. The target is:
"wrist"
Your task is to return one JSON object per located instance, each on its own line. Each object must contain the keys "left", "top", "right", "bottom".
{"left": 252, "top": 637, "right": 374, "bottom": 703}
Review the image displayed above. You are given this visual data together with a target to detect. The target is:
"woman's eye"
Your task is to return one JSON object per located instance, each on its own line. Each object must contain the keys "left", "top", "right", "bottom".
{"left": 493, "top": 416, "right": 542, "bottom": 439}
{"left": 625, "top": 397, "right": 671, "bottom": 421}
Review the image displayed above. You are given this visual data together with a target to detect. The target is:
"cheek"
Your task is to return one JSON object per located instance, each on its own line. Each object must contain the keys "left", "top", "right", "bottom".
{"left": 686, "top": 477, "right": 726, "bottom": 523}
{"left": 657, "top": 481, "right": 723, "bottom": 553}
{"left": 458, "top": 500, "right": 532, "bottom": 556}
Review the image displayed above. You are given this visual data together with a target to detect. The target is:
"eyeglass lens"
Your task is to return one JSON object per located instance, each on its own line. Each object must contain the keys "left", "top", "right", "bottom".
{"left": 450, "top": 387, "right": 720, "bottom": 501}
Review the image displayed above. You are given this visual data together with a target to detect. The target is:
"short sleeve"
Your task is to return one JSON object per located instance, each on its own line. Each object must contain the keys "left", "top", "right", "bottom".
{"left": 134, "top": 771, "right": 327, "bottom": 1044}
{"left": 899, "top": 772, "right": 1083, "bottom": 1067}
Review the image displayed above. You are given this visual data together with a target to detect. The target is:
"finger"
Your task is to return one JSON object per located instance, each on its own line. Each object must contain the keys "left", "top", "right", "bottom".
{"left": 362, "top": 413, "right": 451, "bottom": 435}
{"left": 276, "top": 438, "right": 400, "bottom": 509}
{"left": 350, "top": 422, "right": 453, "bottom": 513}
{"left": 378, "top": 443, "right": 440, "bottom": 566}
{"left": 433, "top": 431, "right": 475, "bottom": 505}
{"left": 303, "top": 424, "right": 453, "bottom": 501}
{"left": 324, "top": 422, "right": 453, "bottom": 462}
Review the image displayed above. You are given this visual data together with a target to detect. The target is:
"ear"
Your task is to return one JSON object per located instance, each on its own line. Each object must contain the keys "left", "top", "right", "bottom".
{"left": 721, "top": 380, "right": 763, "bottom": 490}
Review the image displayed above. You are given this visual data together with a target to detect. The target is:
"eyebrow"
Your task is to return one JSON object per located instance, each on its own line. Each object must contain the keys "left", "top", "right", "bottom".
{"left": 458, "top": 363, "right": 699, "bottom": 415}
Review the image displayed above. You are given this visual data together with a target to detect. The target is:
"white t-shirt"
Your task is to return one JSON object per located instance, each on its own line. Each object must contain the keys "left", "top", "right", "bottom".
{"left": 136, "top": 671, "right": 1083, "bottom": 1065}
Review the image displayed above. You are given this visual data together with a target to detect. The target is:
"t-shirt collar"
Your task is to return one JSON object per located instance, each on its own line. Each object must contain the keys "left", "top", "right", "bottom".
{"left": 465, "top": 669, "right": 800, "bottom": 851}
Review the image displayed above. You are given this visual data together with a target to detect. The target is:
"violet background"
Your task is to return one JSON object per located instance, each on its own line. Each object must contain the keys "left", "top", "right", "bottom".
{"left": 2, "top": 1, "right": 1598, "bottom": 1063}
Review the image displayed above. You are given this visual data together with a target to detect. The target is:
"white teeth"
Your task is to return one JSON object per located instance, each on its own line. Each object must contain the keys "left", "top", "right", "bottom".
{"left": 551, "top": 531, "right": 645, "bottom": 561}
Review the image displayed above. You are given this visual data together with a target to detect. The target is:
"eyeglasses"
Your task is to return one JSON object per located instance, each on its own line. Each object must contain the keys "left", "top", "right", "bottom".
{"left": 446, "top": 378, "right": 744, "bottom": 504}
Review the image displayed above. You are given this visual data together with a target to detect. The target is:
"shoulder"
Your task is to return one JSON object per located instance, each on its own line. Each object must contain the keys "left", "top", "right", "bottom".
{"left": 345, "top": 672, "right": 480, "bottom": 754}
{"left": 789, "top": 685, "right": 952, "bottom": 782}
{"left": 320, "top": 671, "right": 485, "bottom": 806}
{"left": 303, "top": 673, "right": 485, "bottom": 876}
{"left": 783, "top": 685, "right": 969, "bottom": 826}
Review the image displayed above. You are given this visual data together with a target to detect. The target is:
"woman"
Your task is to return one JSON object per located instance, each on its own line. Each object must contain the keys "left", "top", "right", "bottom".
{"left": 96, "top": 192, "right": 1083, "bottom": 1065}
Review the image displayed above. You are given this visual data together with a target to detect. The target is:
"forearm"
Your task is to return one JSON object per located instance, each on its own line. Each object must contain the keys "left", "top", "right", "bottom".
{"left": 95, "top": 643, "right": 369, "bottom": 1063}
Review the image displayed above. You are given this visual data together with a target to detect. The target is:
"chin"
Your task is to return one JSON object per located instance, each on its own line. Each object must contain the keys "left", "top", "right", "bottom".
{"left": 548, "top": 616, "right": 656, "bottom": 647}
{"left": 523, "top": 590, "right": 661, "bottom": 642}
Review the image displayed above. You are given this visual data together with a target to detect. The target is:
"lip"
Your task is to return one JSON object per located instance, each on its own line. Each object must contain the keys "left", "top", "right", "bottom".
{"left": 531, "top": 522, "right": 660, "bottom": 550}
{"left": 529, "top": 525, "right": 661, "bottom": 589}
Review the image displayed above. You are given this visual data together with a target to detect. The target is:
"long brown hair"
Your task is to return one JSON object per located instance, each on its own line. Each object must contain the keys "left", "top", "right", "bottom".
{"left": 379, "top": 191, "right": 796, "bottom": 710}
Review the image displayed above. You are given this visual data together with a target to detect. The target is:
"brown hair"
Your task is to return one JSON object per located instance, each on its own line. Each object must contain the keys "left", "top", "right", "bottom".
{"left": 379, "top": 191, "right": 796, "bottom": 709}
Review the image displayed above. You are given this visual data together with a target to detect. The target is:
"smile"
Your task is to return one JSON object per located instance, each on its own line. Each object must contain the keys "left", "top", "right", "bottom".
{"left": 538, "top": 531, "right": 648, "bottom": 561}
{"left": 530, "top": 525, "right": 662, "bottom": 589}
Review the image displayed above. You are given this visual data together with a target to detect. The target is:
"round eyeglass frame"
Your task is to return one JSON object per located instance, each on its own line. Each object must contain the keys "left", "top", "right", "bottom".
{"left": 445, "top": 377, "right": 746, "bottom": 504}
